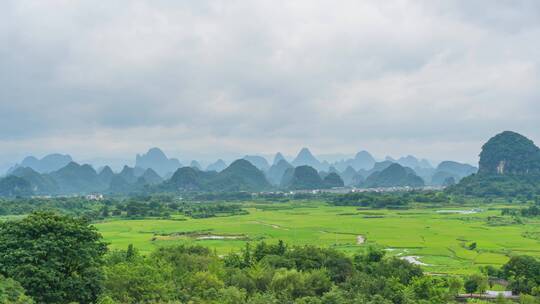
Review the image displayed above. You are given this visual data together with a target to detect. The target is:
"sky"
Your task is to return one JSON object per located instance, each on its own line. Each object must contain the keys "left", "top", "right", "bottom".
{"left": 1, "top": 0, "right": 540, "bottom": 170}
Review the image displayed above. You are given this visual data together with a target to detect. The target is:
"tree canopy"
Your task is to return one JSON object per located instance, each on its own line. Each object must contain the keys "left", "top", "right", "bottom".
{"left": 0, "top": 212, "right": 107, "bottom": 304}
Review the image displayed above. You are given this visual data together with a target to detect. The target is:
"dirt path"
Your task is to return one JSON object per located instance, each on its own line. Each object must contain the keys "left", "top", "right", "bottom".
{"left": 252, "top": 221, "right": 289, "bottom": 230}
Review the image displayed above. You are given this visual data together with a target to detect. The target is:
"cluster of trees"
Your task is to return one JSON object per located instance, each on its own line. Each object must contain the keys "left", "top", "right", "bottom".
{"left": 0, "top": 194, "right": 250, "bottom": 220}
{"left": 0, "top": 212, "right": 107, "bottom": 304}
{"left": 329, "top": 191, "right": 451, "bottom": 209}
{"left": 447, "top": 174, "right": 540, "bottom": 198}
{"left": 2, "top": 212, "right": 540, "bottom": 303}
{"left": 0, "top": 196, "right": 105, "bottom": 216}
{"left": 502, "top": 205, "right": 540, "bottom": 217}
{"left": 482, "top": 255, "right": 540, "bottom": 296}
{"left": 330, "top": 192, "right": 411, "bottom": 209}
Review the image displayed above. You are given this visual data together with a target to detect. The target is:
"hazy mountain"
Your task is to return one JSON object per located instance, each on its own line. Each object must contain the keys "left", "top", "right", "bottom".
{"left": 9, "top": 153, "right": 73, "bottom": 174}
{"left": 164, "top": 167, "right": 206, "bottom": 191}
{"left": 437, "top": 161, "right": 477, "bottom": 177}
{"left": 206, "top": 159, "right": 227, "bottom": 172}
{"left": 266, "top": 159, "right": 293, "bottom": 185}
{"left": 431, "top": 170, "right": 457, "bottom": 186}
{"left": 133, "top": 167, "right": 146, "bottom": 177}
{"left": 283, "top": 165, "right": 324, "bottom": 190}
{"left": 320, "top": 160, "right": 330, "bottom": 171}
{"left": 318, "top": 170, "right": 329, "bottom": 180}
{"left": 135, "top": 148, "right": 181, "bottom": 177}
{"left": 352, "top": 173, "right": 365, "bottom": 186}
{"left": 413, "top": 167, "right": 436, "bottom": 185}
{"left": 333, "top": 151, "right": 376, "bottom": 171}
{"left": 190, "top": 160, "right": 202, "bottom": 170}
{"left": 367, "top": 161, "right": 395, "bottom": 176}
{"left": 208, "top": 159, "right": 270, "bottom": 192}
{"left": 98, "top": 166, "right": 114, "bottom": 185}
{"left": 117, "top": 166, "right": 138, "bottom": 184}
{"left": 164, "top": 160, "right": 270, "bottom": 192}
{"left": 49, "top": 162, "right": 105, "bottom": 194}
{"left": 292, "top": 148, "right": 322, "bottom": 170}
{"left": 396, "top": 155, "right": 432, "bottom": 169}
{"left": 340, "top": 166, "right": 358, "bottom": 186}
{"left": 0, "top": 176, "right": 33, "bottom": 197}
{"left": 430, "top": 161, "right": 477, "bottom": 185}
{"left": 11, "top": 167, "right": 59, "bottom": 194}
{"left": 243, "top": 155, "right": 270, "bottom": 171}
{"left": 10, "top": 167, "right": 59, "bottom": 194}
{"left": 108, "top": 175, "right": 134, "bottom": 194}
{"left": 323, "top": 172, "right": 344, "bottom": 188}
{"left": 362, "top": 163, "right": 425, "bottom": 188}
{"left": 280, "top": 167, "right": 295, "bottom": 188}
{"left": 141, "top": 168, "right": 163, "bottom": 184}
{"left": 272, "top": 153, "right": 286, "bottom": 165}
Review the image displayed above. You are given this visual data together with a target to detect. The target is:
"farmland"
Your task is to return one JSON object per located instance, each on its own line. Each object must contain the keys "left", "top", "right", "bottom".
{"left": 95, "top": 200, "right": 540, "bottom": 274}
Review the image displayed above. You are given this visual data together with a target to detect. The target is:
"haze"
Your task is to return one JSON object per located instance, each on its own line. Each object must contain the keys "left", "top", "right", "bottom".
{"left": 2, "top": 0, "right": 540, "bottom": 170}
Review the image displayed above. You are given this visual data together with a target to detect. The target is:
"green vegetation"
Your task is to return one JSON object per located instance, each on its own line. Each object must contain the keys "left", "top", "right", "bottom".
{"left": 0, "top": 212, "right": 107, "bottom": 303}
{"left": 162, "top": 160, "right": 271, "bottom": 192}
{"left": 4, "top": 129, "right": 540, "bottom": 302}
{"left": 450, "top": 131, "right": 540, "bottom": 197}
{"left": 0, "top": 176, "right": 32, "bottom": 197}
{"left": 92, "top": 199, "right": 540, "bottom": 275}
{"left": 323, "top": 172, "right": 344, "bottom": 188}
{"left": 0, "top": 274, "right": 33, "bottom": 304}
{"left": 361, "top": 163, "right": 424, "bottom": 188}
{"left": 266, "top": 159, "right": 293, "bottom": 185}
{"left": 478, "top": 131, "right": 540, "bottom": 176}
{"left": 502, "top": 204, "right": 540, "bottom": 217}
{"left": 1, "top": 210, "right": 539, "bottom": 304}
{"left": 283, "top": 165, "right": 324, "bottom": 190}
{"left": 448, "top": 174, "right": 540, "bottom": 197}
{"left": 0, "top": 193, "right": 540, "bottom": 302}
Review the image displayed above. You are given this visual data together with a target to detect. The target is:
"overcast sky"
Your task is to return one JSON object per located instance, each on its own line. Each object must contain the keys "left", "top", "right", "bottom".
{"left": 1, "top": 0, "right": 540, "bottom": 169}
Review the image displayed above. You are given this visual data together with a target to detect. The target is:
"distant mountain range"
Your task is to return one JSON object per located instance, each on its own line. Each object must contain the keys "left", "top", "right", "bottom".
{"left": 135, "top": 148, "right": 181, "bottom": 177}
{"left": 163, "top": 159, "right": 270, "bottom": 192}
{"left": 362, "top": 163, "right": 424, "bottom": 188}
{"left": 8, "top": 154, "right": 73, "bottom": 174}
{"left": 0, "top": 145, "right": 481, "bottom": 196}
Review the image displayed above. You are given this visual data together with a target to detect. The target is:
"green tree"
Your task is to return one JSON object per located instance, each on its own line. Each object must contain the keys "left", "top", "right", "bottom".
{"left": 101, "top": 205, "right": 110, "bottom": 217}
{"left": 0, "top": 275, "right": 34, "bottom": 304}
{"left": 103, "top": 258, "right": 175, "bottom": 303}
{"left": 125, "top": 244, "right": 135, "bottom": 261}
{"left": 219, "top": 286, "right": 247, "bottom": 304}
{"left": 448, "top": 276, "right": 464, "bottom": 296}
{"left": 502, "top": 255, "right": 540, "bottom": 294}
{"left": 181, "top": 271, "right": 224, "bottom": 302}
{"left": 464, "top": 274, "right": 488, "bottom": 294}
{"left": 270, "top": 269, "right": 309, "bottom": 301}
{"left": 0, "top": 212, "right": 107, "bottom": 304}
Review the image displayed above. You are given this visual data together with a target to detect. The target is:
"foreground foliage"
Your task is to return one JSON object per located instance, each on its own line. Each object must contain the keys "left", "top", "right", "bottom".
{"left": 0, "top": 212, "right": 107, "bottom": 304}
{"left": 1, "top": 212, "right": 540, "bottom": 303}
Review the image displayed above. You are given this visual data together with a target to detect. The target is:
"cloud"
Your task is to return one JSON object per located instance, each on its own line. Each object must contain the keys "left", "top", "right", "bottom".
{"left": 0, "top": 0, "right": 539, "bottom": 166}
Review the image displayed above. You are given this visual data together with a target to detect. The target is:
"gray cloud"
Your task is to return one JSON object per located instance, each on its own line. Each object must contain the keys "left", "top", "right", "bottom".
{"left": 1, "top": 0, "right": 539, "bottom": 166}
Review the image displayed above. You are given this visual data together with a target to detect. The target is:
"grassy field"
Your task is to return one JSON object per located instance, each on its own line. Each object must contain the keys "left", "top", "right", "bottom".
{"left": 95, "top": 200, "right": 540, "bottom": 274}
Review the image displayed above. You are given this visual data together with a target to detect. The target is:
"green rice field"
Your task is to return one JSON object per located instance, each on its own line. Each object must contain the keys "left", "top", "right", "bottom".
{"left": 95, "top": 201, "right": 540, "bottom": 274}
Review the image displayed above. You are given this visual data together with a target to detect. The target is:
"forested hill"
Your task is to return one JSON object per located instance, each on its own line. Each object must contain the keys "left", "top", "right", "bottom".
{"left": 448, "top": 131, "right": 540, "bottom": 197}
{"left": 478, "top": 131, "right": 540, "bottom": 175}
